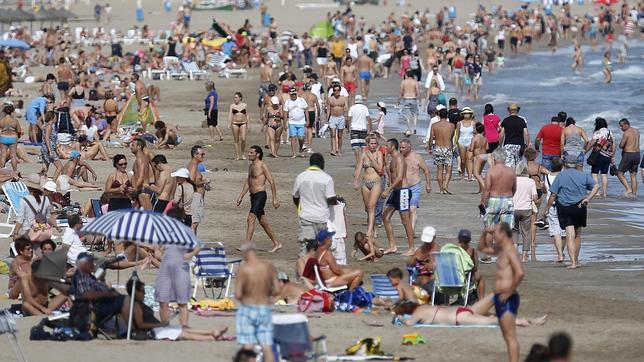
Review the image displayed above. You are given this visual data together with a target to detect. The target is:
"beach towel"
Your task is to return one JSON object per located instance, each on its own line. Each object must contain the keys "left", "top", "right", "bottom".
{"left": 438, "top": 243, "right": 475, "bottom": 298}
{"left": 415, "top": 324, "right": 498, "bottom": 329}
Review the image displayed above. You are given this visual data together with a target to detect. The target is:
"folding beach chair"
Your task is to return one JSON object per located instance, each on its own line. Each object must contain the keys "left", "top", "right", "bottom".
{"left": 192, "top": 242, "right": 241, "bottom": 299}
{"left": 431, "top": 251, "right": 472, "bottom": 306}
{"left": 0, "top": 180, "right": 29, "bottom": 238}
{"left": 272, "top": 313, "right": 327, "bottom": 362}
{"left": 369, "top": 274, "right": 399, "bottom": 302}
{"left": 313, "top": 264, "right": 347, "bottom": 293}
{"left": 0, "top": 309, "right": 27, "bottom": 362}
{"left": 206, "top": 51, "right": 230, "bottom": 71}
{"left": 91, "top": 199, "right": 103, "bottom": 218}
{"left": 163, "top": 56, "right": 188, "bottom": 80}
{"left": 181, "top": 60, "right": 209, "bottom": 80}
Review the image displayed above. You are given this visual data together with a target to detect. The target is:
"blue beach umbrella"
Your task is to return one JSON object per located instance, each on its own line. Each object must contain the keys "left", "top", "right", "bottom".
{"left": 0, "top": 39, "right": 30, "bottom": 50}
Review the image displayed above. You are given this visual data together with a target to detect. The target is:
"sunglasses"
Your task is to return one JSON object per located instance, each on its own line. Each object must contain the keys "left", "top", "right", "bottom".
{"left": 118, "top": 162, "right": 127, "bottom": 166}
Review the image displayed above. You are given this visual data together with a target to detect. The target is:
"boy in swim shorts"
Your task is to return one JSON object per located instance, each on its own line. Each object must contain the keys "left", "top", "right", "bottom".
{"left": 478, "top": 223, "right": 524, "bottom": 362}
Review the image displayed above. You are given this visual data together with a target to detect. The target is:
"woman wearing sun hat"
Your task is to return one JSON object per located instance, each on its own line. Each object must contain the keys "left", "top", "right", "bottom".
{"left": 455, "top": 107, "right": 476, "bottom": 181}
{"left": 12, "top": 179, "right": 58, "bottom": 256}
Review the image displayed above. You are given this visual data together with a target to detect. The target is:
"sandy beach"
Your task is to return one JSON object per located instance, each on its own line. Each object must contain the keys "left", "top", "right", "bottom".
{"left": 1, "top": 0, "right": 644, "bottom": 361}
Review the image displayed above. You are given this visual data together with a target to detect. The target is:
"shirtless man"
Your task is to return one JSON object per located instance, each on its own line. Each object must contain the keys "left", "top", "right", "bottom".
{"left": 326, "top": 85, "right": 348, "bottom": 156}
{"left": 129, "top": 138, "right": 153, "bottom": 210}
{"left": 616, "top": 119, "right": 640, "bottom": 197}
{"left": 235, "top": 242, "right": 280, "bottom": 362}
{"left": 56, "top": 58, "right": 74, "bottom": 101}
{"left": 57, "top": 151, "right": 100, "bottom": 191}
{"left": 17, "top": 261, "right": 68, "bottom": 316}
{"left": 236, "top": 146, "right": 281, "bottom": 252}
{"left": 301, "top": 84, "right": 320, "bottom": 153}
{"left": 399, "top": 139, "right": 431, "bottom": 231}
{"left": 133, "top": 73, "right": 152, "bottom": 132}
{"left": 145, "top": 155, "right": 175, "bottom": 213}
{"left": 478, "top": 223, "right": 525, "bottom": 362}
{"left": 428, "top": 108, "right": 456, "bottom": 194}
{"left": 154, "top": 121, "right": 181, "bottom": 148}
{"left": 103, "top": 89, "right": 119, "bottom": 139}
{"left": 356, "top": 53, "right": 374, "bottom": 100}
{"left": 469, "top": 122, "right": 490, "bottom": 193}
{"left": 382, "top": 138, "right": 415, "bottom": 256}
{"left": 399, "top": 70, "right": 421, "bottom": 135}
{"left": 272, "top": 272, "right": 308, "bottom": 304}
{"left": 340, "top": 57, "right": 357, "bottom": 105}
{"left": 480, "top": 148, "right": 517, "bottom": 235}
{"left": 188, "top": 145, "right": 211, "bottom": 235}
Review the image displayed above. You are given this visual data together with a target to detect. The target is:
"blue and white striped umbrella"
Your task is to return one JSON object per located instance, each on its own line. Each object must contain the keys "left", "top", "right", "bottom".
{"left": 81, "top": 209, "right": 202, "bottom": 249}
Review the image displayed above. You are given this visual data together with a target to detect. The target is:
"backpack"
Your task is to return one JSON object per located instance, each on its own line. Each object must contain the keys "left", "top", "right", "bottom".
{"left": 56, "top": 108, "right": 75, "bottom": 135}
{"left": 297, "top": 289, "right": 334, "bottom": 313}
{"left": 25, "top": 197, "right": 47, "bottom": 225}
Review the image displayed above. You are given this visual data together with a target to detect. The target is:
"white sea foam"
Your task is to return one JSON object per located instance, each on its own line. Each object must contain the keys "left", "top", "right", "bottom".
{"left": 612, "top": 65, "right": 644, "bottom": 76}
{"left": 580, "top": 110, "right": 628, "bottom": 126}
{"left": 537, "top": 75, "right": 585, "bottom": 87}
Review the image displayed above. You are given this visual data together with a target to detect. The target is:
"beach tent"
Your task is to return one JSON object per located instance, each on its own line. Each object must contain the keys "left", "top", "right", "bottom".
{"left": 118, "top": 97, "right": 159, "bottom": 127}
{"left": 310, "top": 20, "right": 334, "bottom": 40}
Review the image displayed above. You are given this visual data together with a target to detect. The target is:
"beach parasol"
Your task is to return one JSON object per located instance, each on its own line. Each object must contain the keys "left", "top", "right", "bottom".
{"left": 81, "top": 208, "right": 203, "bottom": 340}
{"left": 32, "top": 249, "right": 68, "bottom": 283}
{"left": 310, "top": 21, "right": 334, "bottom": 40}
{"left": 0, "top": 39, "right": 31, "bottom": 50}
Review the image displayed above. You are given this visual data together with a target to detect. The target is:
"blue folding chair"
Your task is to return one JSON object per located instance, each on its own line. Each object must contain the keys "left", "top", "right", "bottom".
{"left": 192, "top": 242, "right": 241, "bottom": 299}
{"left": 91, "top": 199, "right": 103, "bottom": 218}
{"left": 431, "top": 252, "right": 472, "bottom": 306}
{"left": 370, "top": 274, "right": 399, "bottom": 302}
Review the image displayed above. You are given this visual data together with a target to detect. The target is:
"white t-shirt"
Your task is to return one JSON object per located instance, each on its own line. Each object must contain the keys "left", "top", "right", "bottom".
{"left": 292, "top": 167, "right": 336, "bottom": 223}
{"left": 311, "top": 82, "right": 324, "bottom": 103}
{"left": 424, "top": 115, "right": 441, "bottom": 143}
{"left": 424, "top": 72, "right": 445, "bottom": 91}
{"left": 284, "top": 97, "right": 308, "bottom": 125}
{"left": 347, "top": 104, "right": 370, "bottom": 131}
{"left": 63, "top": 227, "right": 87, "bottom": 266}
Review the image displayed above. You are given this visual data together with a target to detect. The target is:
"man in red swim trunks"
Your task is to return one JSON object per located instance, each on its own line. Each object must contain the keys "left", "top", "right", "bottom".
{"left": 341, "top": 56, "right": 357, "bottom": 105}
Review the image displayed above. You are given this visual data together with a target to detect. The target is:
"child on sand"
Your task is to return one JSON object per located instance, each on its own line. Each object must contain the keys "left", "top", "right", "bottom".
{"left": 351, "top": 231, "right": 385, "bottom": 261}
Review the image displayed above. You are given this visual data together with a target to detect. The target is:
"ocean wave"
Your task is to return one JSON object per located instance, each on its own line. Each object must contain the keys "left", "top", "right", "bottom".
{"left": 537, "top": 75, "right": 586, "bottom": 87}
{"left": 612, "top": 65, "right": 644, "bottom": 76}
{"left": 580, "top": 110, "right": 628, "bottom": 125}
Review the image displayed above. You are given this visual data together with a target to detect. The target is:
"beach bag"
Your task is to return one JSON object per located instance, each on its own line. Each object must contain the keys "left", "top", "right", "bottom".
{"left": 297, "top": 289, "right": 334, "bottom": 313}
{"left": 25, "top": 198, "right": 53, "bottom": 242}
{"left": 586, "top": 150, "right": 600, "bottom": 166}
{"left": 335, "top": 286, "right": 374, "bottom": 308}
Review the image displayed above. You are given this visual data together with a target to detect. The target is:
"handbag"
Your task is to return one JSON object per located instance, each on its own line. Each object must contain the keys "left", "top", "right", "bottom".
{"left": 586, "top": 150, "right": 600, "bottom": 166}
{"left": 297, "top": 289, "right": 334, "bottom": 313}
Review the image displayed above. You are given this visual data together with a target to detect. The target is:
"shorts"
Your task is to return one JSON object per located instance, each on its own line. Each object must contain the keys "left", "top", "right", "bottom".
{"left": 329, "top": 115, "right": 345, "bottom": 130}
{"left": 236, "top": 304, "right": 273, "bottom": 346}
{"left": 316, "top": 57, "right": 327, "bottom": 65}
{"left": 483, "top": 196, "right": 515, "bottom": 228}
{"left": 641, "top": 156, "right": 644, "bottom": 169}
{"left": 94, "top": 295, "right": 126, "bottom": 321}
{"left": 138, "top": 103, "right": 152, "bottom": 124}
{"left": 269, "top": 31, "right": 277, "bottom": 39}
{"left": 547, "top": 205, "right": 566, "bottom": 237}
{"left": 207, "top": 109, "right": 218, "bottom": 127}
{"left": 306, "top": 111, "right": 315, "bottom": 128}
{"left": 493, "top": 292, "right": 520, "bottom": 319}
{"left": 487, "top": 141, "right": 499, "bottom": 153}
{"left": 153, "top": 326, "right": 183, "bottom": 341}
{"left": 386, "top": 188, "right": 411, "bottom": 212}
{"left": 350, "top": 129, "right": 367, "bottom": 149}
{"left": 105, "top": 115, "right": 117, "bottom": 125}
{"left": 563, "top": 151, "right": 584, "bottom": 166}
{"left": 541, "top": 153, "right": 558, "bottom": 171}
{"left": 288, "top": 123, "right": 305, "bottom": 138}
{"left": 344, "top": 82, "right": 356, "bottom": 93}
{"left": 359, "top": 71, "right": 372, "bottom": 81}
{"left": 57, "top": 81, "right": 70, "bottom": 91}
{"left": 192, "top": 192, "right": 205, "bottom": 224}
{"left": 503, "top": 144, "right": 523, "bottom": 168}
{"left": 524, "top": 36, "right": 532, "bottom": 44}
{"left": 619, "top": 151, "right": 641, "bottom": 173}
{"left": 298, "top": 218, "right": 327, "bottom": 247}
{"left": 590, "top": 153, "right": 611, "bottom": 175}
{"left": 556, "top": 202, "right": 587, "bottom": 229}
{"left": 401, "top": 98, "right": 419, "bottom": 117}
{"left": 249, "top": 191, "right": 267, "bottom": 217}
{"left": 510, "top": 37, "right": 518, "bottom": 46}
{"left": 433, "top": 146, "right": 453, "bottom": 166}
{"left": 153, "top": 199, "right": 169, "bottom": 213}
{"left": 409, "top": 182, "right": 421, "bottom": 208}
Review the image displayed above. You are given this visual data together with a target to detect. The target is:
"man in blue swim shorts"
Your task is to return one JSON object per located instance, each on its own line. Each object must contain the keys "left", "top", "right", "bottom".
{"left": 235, "top": 242, "right": 279, "bottom": 362}
{"left": 357, "top": 53, "right": 374, "bottom": 101}
{"left": 478, "top": 223, "right": 525, "bottom": 362}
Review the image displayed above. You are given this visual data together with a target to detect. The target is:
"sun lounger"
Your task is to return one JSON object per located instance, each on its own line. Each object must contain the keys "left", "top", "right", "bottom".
{"left": 431, "top": 251, "right": 472, "bottom": 306}
{"left": 182, "top": 60, "right": 209, "bottom": 80}
{"left": 219, "top": 66, "right": 247, "bottom": 79}
{"left": 163, "top": 56, "right": 188, "bottom": 80}
{"left": 369, "top": 274, "right": 399, "bottom": 302}
{"left": 191, "top": 242, "right": 241, "bottom": 299}
{"left": 313, "top": 264, "right": 347, "bottom": 293}
{"left": 0, "top": 181, "right": 29, "bottom": 238}
{"left": 207, "top": 52, "right": 231, "bottom": 71}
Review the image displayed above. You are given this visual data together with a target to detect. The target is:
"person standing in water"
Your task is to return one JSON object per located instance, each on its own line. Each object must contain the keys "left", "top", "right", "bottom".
{"left": 571, "top": 42, "right": 583, "bottom": 74}
{"left": 603, "top": 51, "right": 612, "bottom": 84}
{"left": 616, "top": 118, "right": 640, "bottom": 197}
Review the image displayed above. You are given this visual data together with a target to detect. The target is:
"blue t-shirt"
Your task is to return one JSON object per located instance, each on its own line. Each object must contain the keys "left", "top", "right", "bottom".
{"left": 221, "top": 41, "right": 236, "bottom": 56}
{"left": 549, "top": 169, "right": 596, "bottom": 206}
{"left": 204, "top": 90, "right": 218, "bottom": 111}
{"left": 26, "top": 97, "right": 48, "bottom": 124}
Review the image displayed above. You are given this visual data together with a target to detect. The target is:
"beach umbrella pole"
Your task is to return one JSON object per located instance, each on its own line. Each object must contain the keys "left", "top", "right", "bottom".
{"left": 126, "top": 246, "right": 140, "bottom": 340}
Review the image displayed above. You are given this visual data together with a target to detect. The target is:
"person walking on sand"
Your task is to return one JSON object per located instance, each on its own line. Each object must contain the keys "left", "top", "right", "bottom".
{"left": 480, "top": 148, "right": 517, "bottom": 231}
{"left": 204, "top": 81, "right": 223, "bottom": 142}
{"left": 535, "top": 116, "right": 564, "bottom": 171}
{"left": 428, "top": 108, "right": 456, "bottom": 194}
{"left": 382, "top": 138, "right": 415, "bottom": 256}
{"left": 327, "top": 84, "right": 348, "bottom": 156}
{"left": 188, "top": 145, "right": 211, "bottom": 235}
{"left": 499, "top": 103, "right": 529, "bottom": 169}
{"left": 235, "top": 242, "right": 280, "bottom": 362}
{"left": 292, "top": 153, "right": 337, "bottom": 255}
{"left": 284, "top": 87, "right": 309, "bottom": 158}
{"left": 478, "top": 223, "right": 525, "bottom": 362}
{"left": 400, "top": 139, "right": 431, "bottom": 232}
{"left": 616, "top": 118, "right": 640, "bottom": 197}
{"left": 341, "top": 56, "right": 358, "bottom": 105}
{"left": 236, "top": 146, "right": 282, "bottom": 253}
{"left": 357, "top": 52, "right": 374, "bottom": 100}
{"left": 347, "top": 95, "right": 371, "bottom": 164}
{"left": 301, "top": 84, "right": 320, "bottom": 154}
{"left": 398, "top": 70, "right": 421, "bottom": 136}
{"left": 545, "top": 153, "right": 599, "bottom": 269}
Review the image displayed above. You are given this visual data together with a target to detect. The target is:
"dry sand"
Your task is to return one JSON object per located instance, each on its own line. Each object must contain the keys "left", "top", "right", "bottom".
{"left": 1, "top": 1, "right": 644, "bottom": 361}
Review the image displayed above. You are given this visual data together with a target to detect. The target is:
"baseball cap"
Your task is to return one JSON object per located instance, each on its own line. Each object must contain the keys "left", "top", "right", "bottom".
{"left": 316, "top": 229, "right": 336, "bottom": 243}
{"left": 270, "top": 96, "right": 280, "bottom": 105}
{"left": 277, "top": 272, "right": 289, "bottom": 281}
{"left": 77, "top": 252, "right": 97, "bottom": 264}
{"left": 171, "top": 168, "right": 190, "bottom": 178}
{"left": 458, "top": 229, "right": 472, "bottom": 242}
{"left": 508, "top": 103, "right": 520, "bottom": 111}
{"left": 354, "top": 95, "right": 363, "bottom": 104}
{"left": 331, "top": 77, "right": 341, "bottom": 83}
{"left": 43, "top": 181, "right": 57, "bottom": 192}
{"left": 461, "top": 107, "right": 474, "bottom": 114}
{"left": 435, "top": 104, "right": 446, "bottom": 111}
{"left": 70, "top": 150, "right": 82, "bottom": 159}
{"left": 288, "top": 87, "right": 297, "bottom": 94}
{"left": 421, "top": 226, "right": 436, "bottom": 243}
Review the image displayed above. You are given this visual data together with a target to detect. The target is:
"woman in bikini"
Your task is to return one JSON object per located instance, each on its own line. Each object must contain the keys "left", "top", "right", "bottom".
{"left": 68, "top": 77, "right": 86, "bottom": 108}
{"left": 228, "top": 92, "right": 249, "bottom": 161}
{"left": 0, "top": 103, "right": 21, "bottom": 178}
{"left": 105, "top": 154, "right": 133, "bottom": 212}
{"left": 393, "top": 293, "right": 547, "bottom": 327}
{"left": 315, "top": 233, "right": 364, "bottom": 290}
{"left": 525, "top": 147, "right": 551, "bottom": 261}
{"left": 353, "top": 134, "right": 385, "bottom": 239}
{"left": 264, "top": 96, "right": 284, "bottom": 157}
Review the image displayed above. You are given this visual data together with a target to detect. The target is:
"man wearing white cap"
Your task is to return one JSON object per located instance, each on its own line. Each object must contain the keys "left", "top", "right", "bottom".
{"left": 326, "top": 78, "right": 349, "bottom": 98}
{"left": 347, "top": 95, "right": 371, "bottom": 164}
{"left": 407, "top": 226, "right": 440, "bottom": 292}
{"left": 424, "top": 104, "right": 445, "bottom": 144}
{"left": 171, "top": 168, "right": 194, "bottom": 227}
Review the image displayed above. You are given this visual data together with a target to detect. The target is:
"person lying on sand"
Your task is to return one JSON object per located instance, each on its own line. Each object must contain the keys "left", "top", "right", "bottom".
{"left": 352, "top": 231, "right": 384, "bottom": 261}
{"left": 55, "top": 151, "right": 101, "bottom": 191}
{"left": 393, "top": 293, "right": 548, "bottom": 327}
{"left": 127, "top": 279, "right": 230, "bottom": 341}
{"left": 272, "top": 272, "right": 308, "bottom": 304}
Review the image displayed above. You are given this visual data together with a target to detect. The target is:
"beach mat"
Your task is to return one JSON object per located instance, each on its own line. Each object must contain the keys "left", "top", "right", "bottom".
{"left": 415, "top": 324, "right": 498, "bottom": 329}
{"left": 328, "top": 356, "right": 414, "bottom": 361}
